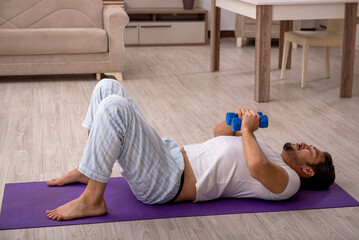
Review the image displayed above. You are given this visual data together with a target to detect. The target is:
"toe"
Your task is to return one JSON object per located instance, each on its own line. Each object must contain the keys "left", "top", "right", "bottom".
{"left": 46, "top": 209, "right": 57, "bottom": 219}
{"left": 46, "top": 180, "right": 55, "bottom": 186}
{"left": 46, "top": 212, "right": 54, "bottom": 219}
{"left": 49, "top": 213, "right": 58, "bottom": 220}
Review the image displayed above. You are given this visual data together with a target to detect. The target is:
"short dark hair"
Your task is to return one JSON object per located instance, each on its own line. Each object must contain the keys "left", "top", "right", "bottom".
{"left": 300, "top": 151, "right": 335, "bottom": 190}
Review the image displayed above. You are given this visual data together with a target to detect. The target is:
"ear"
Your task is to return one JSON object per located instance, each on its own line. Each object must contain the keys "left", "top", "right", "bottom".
{"left": 301, "top": 166, "right": 314, "bottom": 178}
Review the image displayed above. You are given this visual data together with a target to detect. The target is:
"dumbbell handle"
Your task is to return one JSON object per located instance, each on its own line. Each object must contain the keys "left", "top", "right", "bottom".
{"left": 226, "top": 112, "right": 268, "bottom": 131}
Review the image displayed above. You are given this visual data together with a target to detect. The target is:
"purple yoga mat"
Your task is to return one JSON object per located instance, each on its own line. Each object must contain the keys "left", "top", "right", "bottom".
{"left": 0, "top": 177, "right": 358, "bottom": 230}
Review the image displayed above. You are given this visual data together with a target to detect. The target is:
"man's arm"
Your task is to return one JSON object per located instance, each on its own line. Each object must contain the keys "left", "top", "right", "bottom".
{"left": 213, "top": 121, "right": 242, "bottom": 137}
{"left": 241, "top": 110, "right": 288, "bottom": 194}
{"left": 213, "top": 108, "right": 251, "bottom": 137}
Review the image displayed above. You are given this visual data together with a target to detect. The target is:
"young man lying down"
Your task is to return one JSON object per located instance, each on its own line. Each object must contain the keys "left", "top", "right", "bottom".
{"left": 46, "top": 79, "right": 335, "bottom": 221}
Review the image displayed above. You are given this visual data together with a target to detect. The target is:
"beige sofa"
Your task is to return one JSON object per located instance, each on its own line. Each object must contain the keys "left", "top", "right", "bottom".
{"left": 235, "top": 14, "right": 300, "bottom": 47}
{"left": 0, "top": 0, "right": 129, "bottom": 81}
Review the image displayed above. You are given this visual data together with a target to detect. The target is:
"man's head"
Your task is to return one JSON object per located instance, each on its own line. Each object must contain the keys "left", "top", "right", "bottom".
{"left": 281, "top": 142, "right": 335, "bottom": 190}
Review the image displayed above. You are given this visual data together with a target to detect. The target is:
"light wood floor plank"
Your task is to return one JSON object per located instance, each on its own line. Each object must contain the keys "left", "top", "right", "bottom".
{"left": 0, "top": 39, "right": 358, "bottom": 239}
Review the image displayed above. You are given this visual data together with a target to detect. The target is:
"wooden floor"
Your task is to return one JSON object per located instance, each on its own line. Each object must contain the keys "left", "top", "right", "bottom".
{"left": 0, "top": 38, "right": 359, "bottom": 239}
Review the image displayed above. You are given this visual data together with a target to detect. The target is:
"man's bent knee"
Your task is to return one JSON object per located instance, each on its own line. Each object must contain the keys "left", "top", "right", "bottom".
{"left": 95, "top": 78, "right": 122, "bottom": 93}
{"left": 98, "top": 95, "right": 135, "bottom": 124}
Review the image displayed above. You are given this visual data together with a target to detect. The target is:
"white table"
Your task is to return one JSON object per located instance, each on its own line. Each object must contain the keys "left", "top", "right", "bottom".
{"left": 210, "top": 0, "right": 358, "bottom": 102}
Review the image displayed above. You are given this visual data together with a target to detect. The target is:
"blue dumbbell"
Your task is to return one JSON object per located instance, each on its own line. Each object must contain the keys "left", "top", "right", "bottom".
{"left": 226, "top": 112, "right": 269, "bottom": 131}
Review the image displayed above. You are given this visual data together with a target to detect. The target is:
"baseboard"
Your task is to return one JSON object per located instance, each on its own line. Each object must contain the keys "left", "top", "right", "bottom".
{"left": 220, "top": 30, "right": 235, "bottom": 38}
{"left": 208, "top": 30, "right": 235, "bottom": 38}
{"left": 300, "top": 28, "right": 317, "bottom": 31}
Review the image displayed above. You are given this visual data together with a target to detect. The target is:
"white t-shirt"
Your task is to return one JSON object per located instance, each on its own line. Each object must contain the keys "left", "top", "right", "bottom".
{"left": 183, "top": 136, "right": 300, "bottom": 202}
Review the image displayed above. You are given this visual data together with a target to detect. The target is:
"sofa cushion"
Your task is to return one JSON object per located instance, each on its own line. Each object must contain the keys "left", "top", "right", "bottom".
{"left": 0, "top": 0, "right": 103, "bottom": 29}
{"left": 0, "top": 28, "right": 108, "bottom": 55}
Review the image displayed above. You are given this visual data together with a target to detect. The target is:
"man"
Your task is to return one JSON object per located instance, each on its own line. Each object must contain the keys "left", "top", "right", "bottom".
{"left": 46, "top": 79, "right": 335, "bottom": 221}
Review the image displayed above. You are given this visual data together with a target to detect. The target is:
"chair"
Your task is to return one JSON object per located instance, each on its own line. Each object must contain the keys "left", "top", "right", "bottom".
{"left": 280, "top": 19, "right": 344, "bottom": 88}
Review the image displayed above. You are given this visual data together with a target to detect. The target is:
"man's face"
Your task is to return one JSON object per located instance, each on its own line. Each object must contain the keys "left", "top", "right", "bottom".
{"left": 282, "top": 142, "right": 325, "bottom": 167}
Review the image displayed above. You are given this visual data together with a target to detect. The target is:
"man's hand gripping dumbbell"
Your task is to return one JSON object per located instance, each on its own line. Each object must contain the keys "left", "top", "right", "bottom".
{"left": 226, "top": 110, "right": 269, "bottom": 131}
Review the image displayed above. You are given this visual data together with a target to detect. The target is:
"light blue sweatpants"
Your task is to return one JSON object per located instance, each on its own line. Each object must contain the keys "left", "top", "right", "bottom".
{"left": 78, "top": 79, "right": 184, "bottom": 204}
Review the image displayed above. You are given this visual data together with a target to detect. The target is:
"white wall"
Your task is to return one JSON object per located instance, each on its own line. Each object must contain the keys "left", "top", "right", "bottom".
{"left": 198, "top": 0, "right": 236, "bottom": 31}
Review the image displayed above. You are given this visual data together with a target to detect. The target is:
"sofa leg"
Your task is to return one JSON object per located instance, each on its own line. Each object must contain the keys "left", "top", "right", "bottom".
{"left": 96, "top": 73, "right": 101, "bottom": 81}
{"left": 236, "top": 37, "right": 243, "bottom": 47}
{"left": 104, "top": 72, "right": 123, "bottom": 82}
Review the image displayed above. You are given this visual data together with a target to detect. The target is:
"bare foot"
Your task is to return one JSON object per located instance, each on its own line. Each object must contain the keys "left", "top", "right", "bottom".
{"left": 46, "top": 196, "right": 107, "bottom": 221}
{"left": 46, "top": 168, "right": 89, "bottom": 186}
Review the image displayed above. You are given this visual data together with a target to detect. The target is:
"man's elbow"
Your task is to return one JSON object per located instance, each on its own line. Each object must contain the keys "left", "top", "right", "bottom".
{"left": 213, "top": 126, "right": 220, "bottom": 137}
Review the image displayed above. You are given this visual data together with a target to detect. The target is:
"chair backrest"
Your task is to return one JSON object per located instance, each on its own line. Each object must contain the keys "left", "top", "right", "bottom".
{"left": 327, "top": 19, "right": 344, "bottom": 35}
{"left": 0, "top": 0, "right": 103, "bottom": 29}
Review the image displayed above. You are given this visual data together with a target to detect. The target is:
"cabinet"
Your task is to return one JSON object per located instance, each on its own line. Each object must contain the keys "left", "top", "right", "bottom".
{"left": 235, "top": 14, "right": 301, "bottom": 47}
{"left": 124, "top": 8, "right": 208, "bottom": 46}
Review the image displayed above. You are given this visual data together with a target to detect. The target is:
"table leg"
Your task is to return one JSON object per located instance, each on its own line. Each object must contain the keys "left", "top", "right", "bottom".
{"left": 340, "top": 3, "right": 357, "bottom": 98}
{"left": 210, "top": 0, "right": 221, "bottom": 72}
{"left": 255, "top": 5, "right": 272, "bottom": 103}
{"left": 279, "top": 20, "right": 293, "bottom": 69}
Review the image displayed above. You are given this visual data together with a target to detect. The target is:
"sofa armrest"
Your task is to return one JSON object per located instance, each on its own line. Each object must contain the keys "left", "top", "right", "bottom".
{"left": 103, "top": 5, "right": 129, "bottom": 72}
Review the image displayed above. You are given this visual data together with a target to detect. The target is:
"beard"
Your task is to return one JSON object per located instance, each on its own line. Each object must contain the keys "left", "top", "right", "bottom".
{"left": 282, "top": 142, "right": 301, "bottom": 165}
{"left": 283, "top": 142, "right": 294, "bottom": 151}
